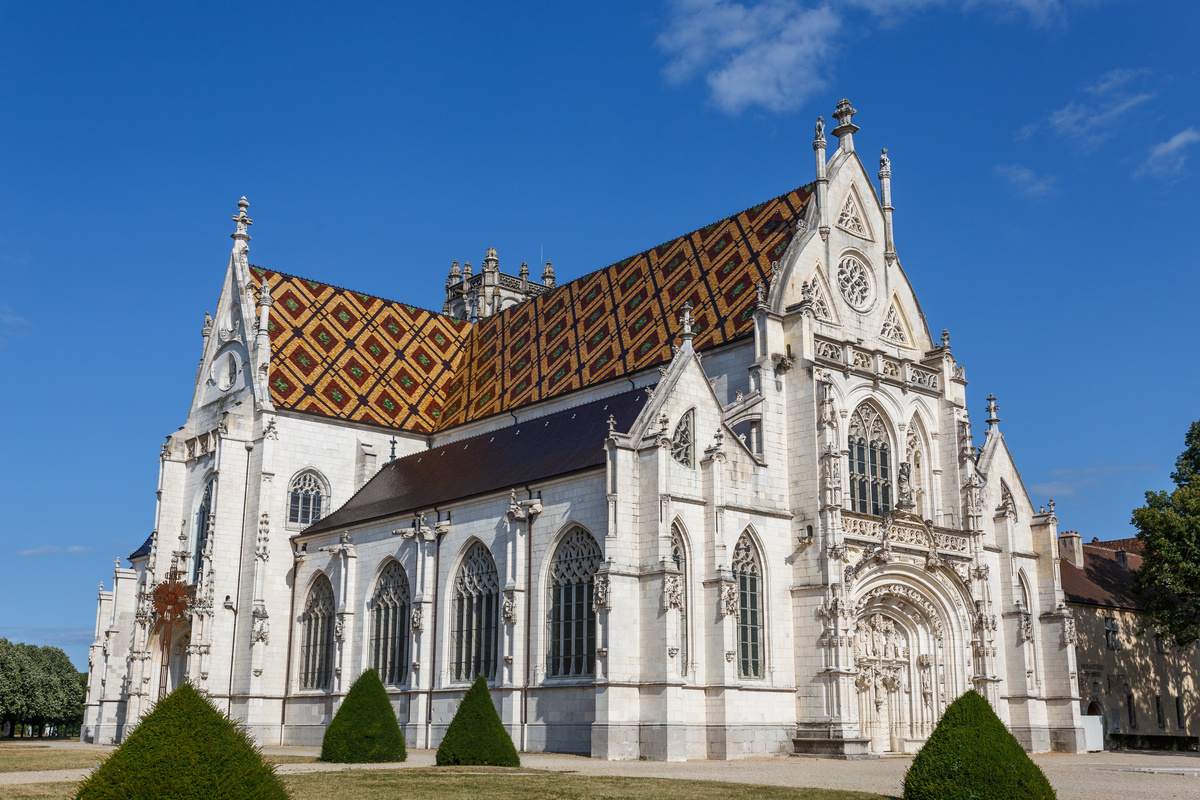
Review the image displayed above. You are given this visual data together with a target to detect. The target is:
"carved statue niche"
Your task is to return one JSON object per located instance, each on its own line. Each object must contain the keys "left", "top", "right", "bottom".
{"left": 897, "top": 461, "right": 914, "bottom": 509}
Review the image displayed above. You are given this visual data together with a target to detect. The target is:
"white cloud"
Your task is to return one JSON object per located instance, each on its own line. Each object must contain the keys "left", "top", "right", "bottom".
{"left": 994, "top": 163, "right": 1058, "bottom": 196}
{"left": 658, "top": 1, "right": 841, "bottom": 114}
{"left": 17, "top": 545, "right": 93, "bottom": 556}
{"left": 1136, "top": 128, "right": 1200, "bottom": 179}
{"left": 1020, "top": 68, "right": 1154, "bottom": 149}
{"left": 1030, "top": 461, "right": 1156, "bottom": 499}
{"left": 0, "top": 626, "right": 96, "bottom": 648}
{"left": 0, "top": 302, "right": 29, "bottom": 346}
{"left": 659, "top": 1, "right": 1119, "bottom": 115}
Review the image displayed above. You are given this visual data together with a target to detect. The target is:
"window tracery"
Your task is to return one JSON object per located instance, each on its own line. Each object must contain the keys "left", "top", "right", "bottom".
{"left": 837, "top": 256, "right": 872, "bottom": 310}
{"left": 837, "top": 195, "right": 866, "bottom": 236}
{"left": 880, "top": 303, "right": 908, "bottom": 344}
{"left": 672, "top": 410, "right": 695, "bottom": 468}
{"left": 193, "top": 479, "right": 215, "bottom": 584}
{"left": 732, "top": 534, "right": 763, "bottom": 679}
{"left": 548, "top": 527, "right": 603, "bottom": 678}
{"left": 452, "top": 543, "right": 500, "bottom": 682}
{"left": 300, "top": 577, "right": 335, "bottom": 690}
{"left": 670, "top": 524, "right": 689, "bottom": 676}
{"left": 808, "top": 269, "right": 832, "bottom": 320}
{"left": 370, "top": 561, "right": 411, "bottom": 686}
{"left": 288, "top": 471, "right": 327, "bottom": 527}
{"left": 848, "top": 404, "right": 892, "bottom": 516}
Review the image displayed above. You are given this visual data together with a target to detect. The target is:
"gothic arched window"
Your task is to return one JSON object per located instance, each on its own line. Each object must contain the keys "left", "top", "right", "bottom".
{"left": 300, "top": 576, "right": 336, "bottom": 690}
{"left": 672, "top": 410, "right": 694, "bottom": 468}
{"left": 370, "top": 561, "right": 411, "bottom": 686}
{"left": 193, "top": 479, "right": 215, "bottom": 584}
{"left": 848, "top": 404, "right": 891, "bottom": 516}
{"left": 671, "top": 524, "right": 689, "bottom": 676}
{"left": 288, "top": 470, "right": 327, "bottom": 527}
{"left": 548, "top": 527, "right": 603, "bottom": 678}
{"left": 452, "top": 542, "right": 500, "bottom": 682}
{"left": 733, "top": 534, "right": 764, "bottom": 679}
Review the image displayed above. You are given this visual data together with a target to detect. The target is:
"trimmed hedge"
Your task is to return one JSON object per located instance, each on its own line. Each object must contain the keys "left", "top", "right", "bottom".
{"left": 320, "top": 668, "right": 406, "bottom": 763}
{"left": 75, "top": 682, "right": 289, "bottom": 800}
{"left": 435, "top": 674, "right": 520, "bottom": 767}
{"left": 903, "top": 690, "right": 1056, "bottom": 800}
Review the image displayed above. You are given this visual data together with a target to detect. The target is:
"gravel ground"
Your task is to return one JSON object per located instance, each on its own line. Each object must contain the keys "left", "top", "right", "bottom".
{"left": 4, "top": 742, "right": 1197, "bottom": 799}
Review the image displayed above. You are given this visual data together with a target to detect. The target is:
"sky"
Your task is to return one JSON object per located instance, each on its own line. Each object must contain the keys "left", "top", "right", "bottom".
{"left": 1, "top": 1, "right": 1197, "bottom": 670}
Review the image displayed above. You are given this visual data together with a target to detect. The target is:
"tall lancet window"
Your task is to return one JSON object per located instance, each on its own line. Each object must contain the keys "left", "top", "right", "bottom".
{"left": 670, "top": 525, "right": 689, "bottom": 675}
{"left": 193, "top": 479, "right": 215, "bottom": 584}
{"left": 848, "top": 404, "right": 892, "bottom": 516}
{"left": 672, "top": 410, "right": 695, "bottom": 468}
{"left": 452, "top": 542, "right": 500, "bottom": 682}
{"left": 370, "top": 561, "right": 411, "bottom": 686}
{"left": 548, "top": 527, "right": 603, "bottom": 678}
{"left": 288, "top": 470, "right": 327, "bottom": 527}
{"left": 733, "top": 534, "right": 764, "bottom": 679}
{"left": 299, "top": 576, "right": 336, "bottom": 690}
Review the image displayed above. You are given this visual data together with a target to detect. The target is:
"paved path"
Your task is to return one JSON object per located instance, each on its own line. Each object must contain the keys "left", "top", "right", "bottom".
{"left": 3, "top": 742, "right": 1198, "bottom": 799}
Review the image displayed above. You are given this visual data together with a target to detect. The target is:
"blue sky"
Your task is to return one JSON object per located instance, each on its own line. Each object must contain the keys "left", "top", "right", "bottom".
{"left": 1, "top": 1, "right": 1197, "bottom": 669}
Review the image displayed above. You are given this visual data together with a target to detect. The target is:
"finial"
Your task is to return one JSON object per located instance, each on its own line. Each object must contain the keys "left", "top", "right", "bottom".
{"left": 813, "top": 116, "right": 826, "bottom": 149}
{"left": 542, "top": 260, "right": 555, "bottom": 287}
{"left": 940, "top": 329, "right": 951, "bottom": 348}
{"left": 879, "top": 148, "right": 891, "bottom": 177}
{"left": 483, "top": 248, "right": 498, "bottom": 271}
{"left": 258, "top": 279, "right": 272, "bottom": 308}
{"left": 99, "top": 582, "right": 104, "bottom": 591}
{"left": 389, "top": 436, "right": 397, "bottom": 461}
{"left": 755, "top": 280, "right": 767, "bottom": 307}
{"left": 831, "top": 98, "right": 859, "bottom": 152}
{"left": 462, "top": 261, "right": 473, "bottom": 278}
{"left": 1048, "top": 499, "right": 1055, "bottom": 514}
{"left": 114, "top": 557, "right": 122, "bottom": 570}
{"left": 519, "top": 261, "right": 529, "bottom": 278}
{"left": 231, "top": 196, "right": 253, "bottom": 243}
{"left": 607, "top": 414, "right": 617, "bottom": 433}
{"left": 679, "top": 302, "right": 694, "bottom": 340}
{"left": 449, "top": 260, "right": 461, "bottom": 279}
{"left": 985, "top": 394, "right": 1000, "bottom": 429}
{"left": 203, "top": 311, "right": 213, "bottom": 337}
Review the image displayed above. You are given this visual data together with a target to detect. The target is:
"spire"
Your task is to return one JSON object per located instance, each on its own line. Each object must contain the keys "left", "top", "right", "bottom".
{"left": 462, "top": 260, "right": 473, "bottom": 279}
{"left": 831, "top": 98, "right": 859, "bottom": 153}
{"left": 985, "top": 394, "right": 1000, "bottom": 431}
{"left": 813, "top": 115, "right": 830, "bottom": 241}
{"left": 483, "top": 247, "right": 499, "bottom": 273}
{"left": 231, "top": 196, "right": 252, "bottom": 244}
{"left": 542, "top": 260, "right": 555, "bottom": 288}
{"left": 448, "top": 259, "right": 461, "bottom": 280}
{"left": 878, "top": 148, "right": 896, "bottom": 264}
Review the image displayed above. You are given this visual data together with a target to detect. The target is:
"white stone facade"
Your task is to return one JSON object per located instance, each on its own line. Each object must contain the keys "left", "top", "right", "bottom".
{"left": 85, "top": 103, "right": 1086, "bottom": 758}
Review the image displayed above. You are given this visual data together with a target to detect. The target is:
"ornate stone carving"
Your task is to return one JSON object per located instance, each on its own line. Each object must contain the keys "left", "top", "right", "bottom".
{"left": 1063, "top": 615, "right": 1078, "bottom": 645}
{"left": 855, "top": 583, "right": 945, "bottom": 641}
{"left": 721, "top": 582, "right": 739, "bottom": 617}
{"left": 502, "top": 590, "right": 516, "bottom": 625}
{"left": 334, "top": 615, "right": 345, "bottom": 643}
{"left": 411, "top": 605, "right": 423, "bottom": 633}
{"left": 880, "top": 304, "right": 908, "bottom": 343}
{"left": 592, "top": 575, "right": 611, "bottom": 613}
{"left": 725, "top": 650, "right": 736, "bottom": 663}
{"left": 897, "top": 461, "right": 914, "bottom": 508}
{"left": 815, "top": 340, "right": 842, "bottom": 362}
{"left": 837, "top": 256, "right": 872, "bottom": 309}
{"left": 1019, "top": 612, "right": 1034, "bottom": 643}
{"left": 255, "top": 512, "right": 270, "bottom": 561}
{"left": 663, "top": 575, "right": 684, "bottom": 610}
{"left": 668, "top": 646, "right": 679, "bottom": 659}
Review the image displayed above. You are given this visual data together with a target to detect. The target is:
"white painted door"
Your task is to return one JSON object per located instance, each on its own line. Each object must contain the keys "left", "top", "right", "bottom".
{"left": 1083, "top": 715, "right": 1104, "bottom": 752}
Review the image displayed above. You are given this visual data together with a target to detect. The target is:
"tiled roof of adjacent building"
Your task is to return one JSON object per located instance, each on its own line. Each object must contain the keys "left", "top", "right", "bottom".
{"left": 304, "top": 386, "right": 650, "bottom": 535}
{"left": 1084, "top": 536, "right": 1144, "bottom": 555}
{"left": 250, "top": 183, "right": 812, "bottom": 434}
{"left": 1061, "top": 541, "right": 1145, "bottom": 610}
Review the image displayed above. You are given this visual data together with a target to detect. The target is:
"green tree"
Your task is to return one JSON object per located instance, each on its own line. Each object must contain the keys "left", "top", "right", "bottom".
{"left": 320, "top": 669, "right": 406, "bottom": 763}
{"left": 0, "top": 639, "right": 84, "bottom": 736}
{"left": 75, "top": 682, "right": 289, "bottom": 800}
{"left": 1132, "top": 420, "right": 1200, "bottom": 647}
{"left": 903, "top": 690, "right": 1055, "bottom": 800}
{"left": 435, "top": 675, "right": 519, "bottom": 767}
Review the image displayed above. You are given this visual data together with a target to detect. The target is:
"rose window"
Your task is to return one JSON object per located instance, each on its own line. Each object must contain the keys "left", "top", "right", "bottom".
{"left": 837, "top": 257, "right": 872, "bottom": 310}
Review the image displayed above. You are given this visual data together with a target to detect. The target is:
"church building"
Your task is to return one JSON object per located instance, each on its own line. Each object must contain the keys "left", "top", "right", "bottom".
{"left": 84, "top": 100, "right": 1088, "bottom": 759}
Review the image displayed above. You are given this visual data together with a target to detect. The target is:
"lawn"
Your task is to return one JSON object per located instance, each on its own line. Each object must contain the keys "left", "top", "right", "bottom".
{"left": 0, "top": 769, "right": 895, "bottom": 800}
{"left": 0, "top": 745, "right": 317, "bottom": 773}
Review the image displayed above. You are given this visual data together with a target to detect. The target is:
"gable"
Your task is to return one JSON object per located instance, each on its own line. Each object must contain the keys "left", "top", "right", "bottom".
{"left": 250, "top": 184, "right": 813, "bottom": 434}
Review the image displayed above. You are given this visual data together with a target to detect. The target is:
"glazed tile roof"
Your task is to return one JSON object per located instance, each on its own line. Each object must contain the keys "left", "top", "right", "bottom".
{"left": 251, "top": 183, "right": 813, "bottom": 433}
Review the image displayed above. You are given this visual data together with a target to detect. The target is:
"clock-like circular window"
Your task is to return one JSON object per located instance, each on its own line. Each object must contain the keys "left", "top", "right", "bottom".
{"left": 217, "top": 353, "right": 239, "bottom": 391}
{"left": 836, "top": 256, "right": 873, "bottom": 310}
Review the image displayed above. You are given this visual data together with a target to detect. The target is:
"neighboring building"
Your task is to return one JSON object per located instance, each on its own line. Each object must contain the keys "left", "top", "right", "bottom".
{"left": 85, "top": 99, "right": 1089, "bottom": 759}
{"left": 1059, "top": 532, "right": 1200, "bottom": 749}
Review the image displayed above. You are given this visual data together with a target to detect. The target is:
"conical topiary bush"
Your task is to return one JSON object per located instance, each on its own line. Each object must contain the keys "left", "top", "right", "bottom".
{"left": 435, "top": 674, "right": 519, "bottom": 766}
{"left": 75, "top": 682, "right": 289, "bottom": 800}
{"left": 320, "top": 668, "right": 406, "bottom": 763}
{"left": 903, "top": 689, "right": 1056, "bottom": 800}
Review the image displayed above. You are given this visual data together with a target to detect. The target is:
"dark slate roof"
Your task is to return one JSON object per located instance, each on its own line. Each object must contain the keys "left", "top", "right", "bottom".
{"left": 128, "top": 534, "right": 153, "bottom": 561}
{"left": 1061, "top": 542, "right": 1145, "bottom": 610}
{"left": 302, "top": 385, "right": 651, "bottom": 536}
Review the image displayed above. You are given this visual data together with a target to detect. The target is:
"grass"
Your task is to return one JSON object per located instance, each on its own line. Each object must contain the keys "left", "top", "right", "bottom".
{"left": 0, "top": 769, "right": 895, "bottom": 800}
{"left": 0, "top": 747, "right": 106, "bottom": 773}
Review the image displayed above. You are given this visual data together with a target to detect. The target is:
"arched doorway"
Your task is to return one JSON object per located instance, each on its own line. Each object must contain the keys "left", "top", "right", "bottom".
{"left": 150, "top": 623, "right": 192, "bottom": 698}
{"left": 850, "top": 567, "right": 971, "bottom": 754}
